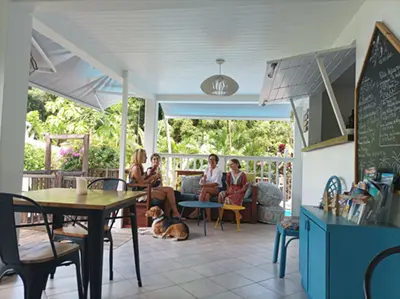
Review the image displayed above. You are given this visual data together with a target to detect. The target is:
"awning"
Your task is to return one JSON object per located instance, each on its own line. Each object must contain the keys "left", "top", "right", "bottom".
{"left": 259, "top": 43, "right": 356, "bottom": 105}
{"left": 29, "top": 30, "right": 128, "bottom": 110}
{"left": 161, "top": 102, "right": 291, "bottom": 120}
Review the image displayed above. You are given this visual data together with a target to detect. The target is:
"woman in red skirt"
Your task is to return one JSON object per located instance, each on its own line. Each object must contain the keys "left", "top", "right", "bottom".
{"left": 218, "top": 159, "right": 248, "bottom": 207}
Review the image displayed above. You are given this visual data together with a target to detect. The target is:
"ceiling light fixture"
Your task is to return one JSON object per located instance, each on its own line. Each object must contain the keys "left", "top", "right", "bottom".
{"left": 201, "top": 59, "right": 239, "bottom": 96}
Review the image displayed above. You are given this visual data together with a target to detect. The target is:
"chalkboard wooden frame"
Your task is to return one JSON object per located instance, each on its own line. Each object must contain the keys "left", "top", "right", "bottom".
{"left": 355, "top": 22, "right": 400, "bottom": 182}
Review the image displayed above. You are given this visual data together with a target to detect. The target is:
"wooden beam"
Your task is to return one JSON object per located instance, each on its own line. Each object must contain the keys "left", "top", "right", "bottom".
{"left": 48, "top": 134, "right": 86, "bottom": 140}
{"left": 82, "top": 134, "right": 90, "bottom": 176}
{"left": 45, "top": 134, "right": 51, "bottom": 173}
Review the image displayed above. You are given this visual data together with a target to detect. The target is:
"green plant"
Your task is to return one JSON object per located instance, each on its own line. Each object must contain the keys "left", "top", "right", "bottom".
{"left": 24, "top": 144, "right": 45, "bottom": 170}
{"left": 59, "top": 147, "right": 82, "bottom": 171}
{"left": 88, "top": 146, "right": 120, "bottom": 169}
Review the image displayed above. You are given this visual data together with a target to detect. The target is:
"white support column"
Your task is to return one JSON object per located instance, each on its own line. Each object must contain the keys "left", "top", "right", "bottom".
{"left": 0, "top": 2, "right": 33, "bottom": 260}
{"left": 0, "top": 2, "right": 33, "bottom": 193}
{"left": 316, "top": 56, "right": 347, "bottom": 136}
{"left": 143, "top": 98, "right": 158, "bottom": 162}
{"left": 118, "top": 70, "right": 129, "bottom": 184}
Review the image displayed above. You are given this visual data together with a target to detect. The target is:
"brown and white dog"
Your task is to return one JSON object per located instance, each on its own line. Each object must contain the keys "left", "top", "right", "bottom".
{"left": 145, "top": 206, "right": 189, "bottom": 241}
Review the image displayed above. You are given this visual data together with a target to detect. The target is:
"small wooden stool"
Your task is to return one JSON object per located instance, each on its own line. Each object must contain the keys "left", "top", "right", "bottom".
{"left": 215, "top": 204, "right": 246, "bottom": 232}
{"left": 272, "top": 217, "right": 299, "bottom": 278}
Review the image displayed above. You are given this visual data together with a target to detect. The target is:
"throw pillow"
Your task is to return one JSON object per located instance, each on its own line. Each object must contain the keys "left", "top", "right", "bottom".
{"left": 257, "top": 181, "right": 282, "bottom": 206}
{"left": 244, "top": 173, "right": 255, "bottom": 198}
{"left": 181, "top": 175, "right": 202, "bottom": 194}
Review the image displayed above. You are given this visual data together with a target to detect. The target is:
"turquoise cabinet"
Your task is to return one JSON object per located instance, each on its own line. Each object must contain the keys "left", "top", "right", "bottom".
{"left": 300, "top": 206, "right": 400, "bottom": 299}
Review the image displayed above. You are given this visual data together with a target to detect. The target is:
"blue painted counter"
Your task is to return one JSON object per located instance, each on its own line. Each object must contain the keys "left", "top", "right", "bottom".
{"left": 300, "top": 205, "right": 400, "bottom": 299}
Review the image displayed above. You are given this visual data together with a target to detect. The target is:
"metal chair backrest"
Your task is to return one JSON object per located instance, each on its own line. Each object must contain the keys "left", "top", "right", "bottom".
{"left": 324, "top": 175, "right": 342, "bottom": 198}
{"left": 87, "top": 178, "right": 127, "bottom": 191}
{"left": 364, "top": 246, "right": 400, "bottom": 299}
{"left": 0, "top": 193, "right": 56, "bottom": 265}
{"left": 87, "top": 178, "right": 128, "bottom": 230}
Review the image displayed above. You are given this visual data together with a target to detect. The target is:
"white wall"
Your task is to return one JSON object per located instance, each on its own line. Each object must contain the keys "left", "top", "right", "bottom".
{"left": 333, "top": 0, "right": 400, "bottom": 79}
{"left": 302, "top": 142, "right": 355, "bottom": 206}
{"left": 301, "top": 0, "right": 400, "bottom": 206}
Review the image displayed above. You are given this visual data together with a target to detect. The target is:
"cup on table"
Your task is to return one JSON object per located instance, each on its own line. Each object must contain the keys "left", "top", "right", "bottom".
{"left": 76, "top": 177, "right": 88, "bottom": 195}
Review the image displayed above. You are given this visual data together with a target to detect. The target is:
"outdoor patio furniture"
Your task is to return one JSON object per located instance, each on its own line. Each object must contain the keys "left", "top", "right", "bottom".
{"left": 215, "top": 204, "right": 246, "bottom": 232}
{"left": 176, "top": 170, "right": 258, "bottom": 223}
{"left": 363, "top": 246, "right": 400, "bottom": 299}
{"left": 178, "top": 201, "right": 223, "bottom": 236}
{"left": 51, "top": 178, "right": 127, "bottom": 295}
{"left": 272, "top": 216, "right": 299, "bottom": 278}
{"left": 0, "top": 192, "right": 84, "bottom": 299}
{"left": 14, "top": 188, "right": 144, "bottom": 299}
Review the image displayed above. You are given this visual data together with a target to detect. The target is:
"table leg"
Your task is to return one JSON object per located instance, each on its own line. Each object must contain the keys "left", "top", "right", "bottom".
{"left": 180, "top": 207, "right": 185, "bottom": 220}
{"left": 130, "top": 204, "right": 142, "bottom": 287}
{"left": 87, "top": 210, "right": 105, "bottom": 299}
{"left": 220, "top": 209, "right": 224, "bottom": 231}
{"left": 197, "top": 209, "right": 201, "bottom": 226}
{"left": 202, "top": 209, "right": 207, "bottom": 236}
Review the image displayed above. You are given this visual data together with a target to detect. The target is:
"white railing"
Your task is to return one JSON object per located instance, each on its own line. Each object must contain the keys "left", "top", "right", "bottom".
{"left": 159, "top": 153, "right": 293, "bottom": 211}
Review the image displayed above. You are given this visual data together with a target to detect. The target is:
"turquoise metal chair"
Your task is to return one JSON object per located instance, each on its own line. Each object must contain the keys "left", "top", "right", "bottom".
{"left": 272, "top": 217, "right": 299, "bottom": 278}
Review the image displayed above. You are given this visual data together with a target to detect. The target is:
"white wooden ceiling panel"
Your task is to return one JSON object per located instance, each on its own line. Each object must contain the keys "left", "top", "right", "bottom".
{"left": 31, "top": 0, "right": 363, "bottom": 95}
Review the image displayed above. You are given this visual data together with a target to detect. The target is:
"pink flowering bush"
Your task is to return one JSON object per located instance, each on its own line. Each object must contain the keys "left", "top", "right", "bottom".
{"left": 59, "top": 147, "right": 82, "bottom": 170}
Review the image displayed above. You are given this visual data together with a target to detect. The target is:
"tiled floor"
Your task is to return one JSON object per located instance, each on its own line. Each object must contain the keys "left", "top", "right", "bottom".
{"left": 0, "top": 222, "right": 307, "bottom": 299}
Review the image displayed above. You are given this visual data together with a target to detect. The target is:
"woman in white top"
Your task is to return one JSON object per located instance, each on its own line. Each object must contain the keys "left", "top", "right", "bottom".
{"left": 188, "top": 154, "right": 223, "bottom": 221}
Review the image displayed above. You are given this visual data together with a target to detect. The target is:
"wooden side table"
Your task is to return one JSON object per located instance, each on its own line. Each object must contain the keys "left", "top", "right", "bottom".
{"left": 215, "top": 204, "right": 246, "bottom": 232}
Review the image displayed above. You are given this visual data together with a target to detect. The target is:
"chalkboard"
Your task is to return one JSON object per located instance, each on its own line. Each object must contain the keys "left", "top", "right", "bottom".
{"left": 355, "top": 22, "right": 400, "bottom": 181}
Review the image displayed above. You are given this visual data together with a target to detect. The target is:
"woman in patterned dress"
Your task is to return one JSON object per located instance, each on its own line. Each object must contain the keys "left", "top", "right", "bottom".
{"left": 218, "top": 159, "right": 248, "bottom": 207}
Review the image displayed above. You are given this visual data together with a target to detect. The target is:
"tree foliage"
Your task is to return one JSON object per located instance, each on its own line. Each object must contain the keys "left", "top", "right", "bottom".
{"left": 24, "top": 88, "right": 293, "bottom": 171}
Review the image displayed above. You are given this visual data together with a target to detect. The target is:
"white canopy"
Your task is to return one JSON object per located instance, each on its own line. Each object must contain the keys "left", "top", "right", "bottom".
{"left": 30, "top": 30, "right": 128, "bottom": 110}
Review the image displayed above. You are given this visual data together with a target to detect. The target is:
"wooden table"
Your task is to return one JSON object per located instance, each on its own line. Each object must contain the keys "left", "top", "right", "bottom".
{"left": 14, "top": 188, "right": 146, "bottom": 299}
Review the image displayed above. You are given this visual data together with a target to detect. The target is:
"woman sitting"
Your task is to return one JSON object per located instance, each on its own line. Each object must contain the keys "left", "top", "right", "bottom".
{"left": 188, "top": 154, "right": 223, "bottom": 221}
{"left": 129, "top": 149, "right": 181, "bottom": 218}
{"left": 146, "top": 153, "right": 162, "bottom": 188}
{"left": 218, "top": 159, "right": 248, "bottom": 207}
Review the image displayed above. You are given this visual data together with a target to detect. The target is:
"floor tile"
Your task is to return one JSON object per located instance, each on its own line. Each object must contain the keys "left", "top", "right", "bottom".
{"left": 140, "top": 273, "right": 175, "bottom": 292}
{"left": 0, "top": 286, "right": 34, "bottom": 299}
{"left": 7, "top": 222, "right": 304, "bottom": 299}
{"left": 191, "top": 262, "right": 230, "bottom": 277}
{"left": 216, "top": 258, "right": 253, "bottom": 272}
{"left": 236, "top": 266, "right": 275, "bottom": 282}
{"left": 282, "top": 290, "right": 309, "bottom": 299}
{"left": 165, "top": 268, "right": 204, "bottom": 284}
{"left": 0, "top": 275, "right": 23, "bottom": 290}
{"left": 101, "top": 280, "right": 142, "bottom": 299}
{"left": 232, "top": 283, "right": 283, "bottom": 299}
{"left": 203, "top": 291, "right": 243, "bottom": 299}
{"left": 260, "top": 277, "right": 304, "bottom": 297}
{"left": 145, "top": 285, "right": 196, "bottom": 299}
{"left": 44, "top": 276, "right": 80, "bottom": 296}
{"left": 209, "top": 272, "right": 253, "bottom": 290}
{"left": 180, "top": 277, "right": 227, "bottom": 298}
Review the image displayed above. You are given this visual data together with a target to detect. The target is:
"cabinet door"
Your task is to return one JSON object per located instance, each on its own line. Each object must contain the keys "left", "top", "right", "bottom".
{"left": 308, "top": 220, "right": 327, "bottom": 299}
{"left": 299, "top": 212, "right": 309, "bottom": 291}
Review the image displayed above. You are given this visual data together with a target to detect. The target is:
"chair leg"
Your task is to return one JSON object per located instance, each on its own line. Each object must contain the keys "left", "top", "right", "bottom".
{"left": 70, "top": 253, "right": 85, "bottom": 299}
{"left": 81, "top": 240, "right": 89, "bottom": 299}
{"left": 109, "top": 234, "right": 114, "bottom": 281}
{"left": 235, "top": 211, "right": 241, "bottom": 232}
{"left": 23, "top": 268, "right": 49, "bottom": 299}
{"left": 279, "top": 231, "right": 287, "bottom": 278}
{"left": 272, "top": 226, "right": 281, "bottom": 263}
{"left": 50, "top": 267, "right": 56, "bottom": 279}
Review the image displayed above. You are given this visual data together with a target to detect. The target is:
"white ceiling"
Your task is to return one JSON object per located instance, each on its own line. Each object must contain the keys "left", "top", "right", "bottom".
{"left": 27, "top": 0, "right": 364, "bottom": 98}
